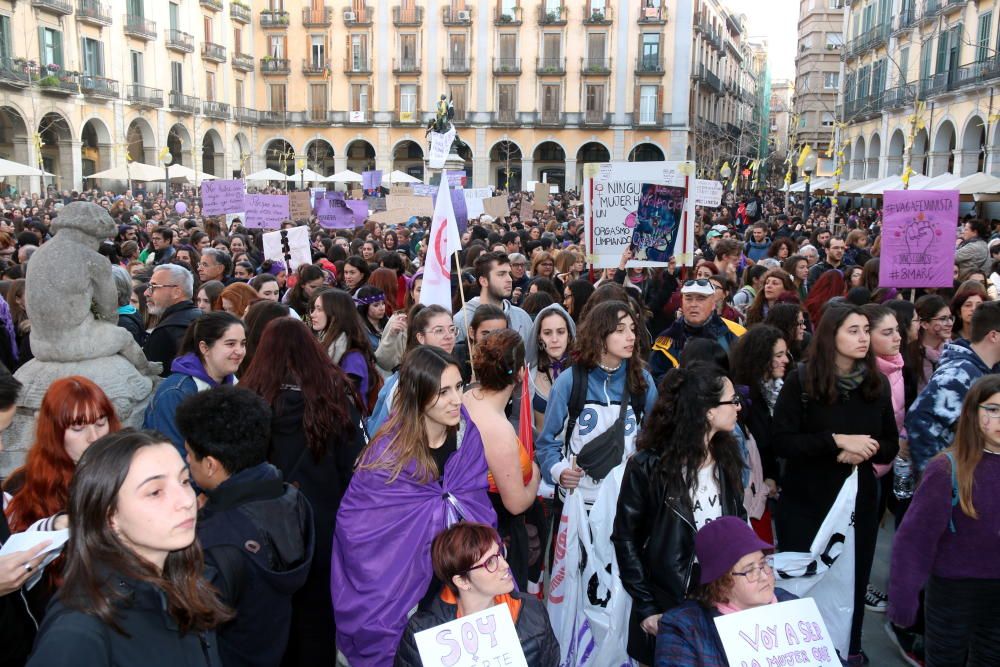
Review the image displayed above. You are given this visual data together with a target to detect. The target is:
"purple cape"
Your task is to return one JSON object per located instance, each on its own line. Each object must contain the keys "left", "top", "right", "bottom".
{"left": 330, "top": 408, "right": 496, "bottom": 666}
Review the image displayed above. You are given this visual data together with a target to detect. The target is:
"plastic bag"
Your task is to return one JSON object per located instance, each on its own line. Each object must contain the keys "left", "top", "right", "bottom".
{"left": 547, "top": 490, "right": 587, "bottom": 666}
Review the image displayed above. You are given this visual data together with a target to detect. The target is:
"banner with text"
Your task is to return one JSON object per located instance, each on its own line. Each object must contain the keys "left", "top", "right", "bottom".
{"left": 201, "top": 179, "right": 245, "bottom": 216}
{"left": 879, "top": 189, "right": 958, "bottom": 288}
{"left": 244, "top": 194, "right": 289, "bottom": 229}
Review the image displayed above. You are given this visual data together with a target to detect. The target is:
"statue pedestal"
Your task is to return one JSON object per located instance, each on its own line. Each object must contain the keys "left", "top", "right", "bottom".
{"left": 1, "top": 356, "right": 158, "bottom": 476}
{"left": 424, "top": 152, "right": 467, "bottom": 184}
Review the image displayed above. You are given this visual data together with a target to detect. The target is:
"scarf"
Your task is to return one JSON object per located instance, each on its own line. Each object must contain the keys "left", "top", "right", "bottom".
{"left": 836, "top": 363, "right": 866, "bottom": 399}
{"left": 117, "top": 304, "right": 137, "bottom": 315}
{"left": 327, "top": 332, "right": 348, "bottom": 364}
{"left": 549, "top": 355, "right": 568, "bottom": 380}
{"left": 759, "top": 377, "right": 783, "bottom": 415}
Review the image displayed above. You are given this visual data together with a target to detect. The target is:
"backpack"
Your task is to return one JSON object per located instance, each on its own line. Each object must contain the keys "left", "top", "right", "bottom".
{"left": 563, "top": 365, "right": 647, "bottom": 450}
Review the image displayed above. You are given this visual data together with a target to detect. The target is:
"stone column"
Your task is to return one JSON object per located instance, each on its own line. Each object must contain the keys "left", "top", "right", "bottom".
{"left": 521, "top": 158, "right": 535, "bottom": 185}
{"left": 69, "top": 140, "right": 83, "bottom": 192}
{"left": 564, "top": 157, "right": 578, "bottom": 190}
{"left": 955, "top": 149, "right": 980, "bottom": 177}
{"left": 927, "top": 151, "right": 951, "bottom": 177}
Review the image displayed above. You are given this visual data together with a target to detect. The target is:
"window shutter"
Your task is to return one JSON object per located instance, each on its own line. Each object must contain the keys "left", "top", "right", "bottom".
{"left": 80, "top": 37, "right": 86, "bottom": 74}
{"left": 54, "top": 31, "right": 63, "bottom": 67}
{"left": 657, "top": 85, "right": 663, "bottom": 117}
{"left": 633, "top": 84, "right": 639, "bottom": 118}
{"left": 416, "top": 83, "right": 422, "bottom": 113}
{"left": 395, "top": 83, "right": 400, "bottom": 113}
{"left": 98, "top": 41, "right": 105, "bottom": 76}
{"left": 38, "top": 27, "right": 46, "bottom": 66}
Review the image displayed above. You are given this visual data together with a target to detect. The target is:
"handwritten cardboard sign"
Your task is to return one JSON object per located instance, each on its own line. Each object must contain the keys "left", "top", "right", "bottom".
{"left": 288, "top": 191, "right": 312, "bottom": 221}
{"left": 201, "top": 179, "right": 245, "bottom": 216}
{"left": 370, "top": 209, "right": 412, "bottom": 224}
{"left": 694, "top": 179, "right": 724, "bottom": 207}
{"left": 244, "top": 194, "right": 289, "bottom": 229}
{"left": 388, "top": 195, "right": 434, "bottom": 216}
{"left": 414, "top": 603, "right": 527, "bottom": 667}
{"left": 463, "top": 187, "right": 493, "bottom": 219}
{"left": 413, "top": 184, "right": 437, "bottom": 197}
{"left": 879, "top": 189, "right": 958, "bottom": 288}
{"left": 390, "top": 186, "right": 414, "bottom": 196}
{"left": 483, "top": 196, "right": 511, "bottom": 219}
{"left": 519, "top": 200, "right": 534, "bottom": 221}
{"left": 533, "top": 182, "right": 549, "bottom": 210}
{"left": 714, "top": 597, "right": 840, "bottom": 667}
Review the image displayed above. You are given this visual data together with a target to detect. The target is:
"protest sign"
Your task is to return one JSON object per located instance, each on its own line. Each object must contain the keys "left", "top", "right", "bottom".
{"left": 463, "top": 188, "right": 492, "bottom": 219}
{"left": 483, "top": 196, "right": 511, "bottom": 219}
{"left": 389, "top": 185, "right": 414, "bottom": 196}
{"left": 629, "top": 184, "right": 688, "bottom": 263}
{"left": 520, "top": 200, "right": 534, "bottom": 221}
{"left": 201, "top": 179, "right": 245, "bottom": 216}
{"left": 429, "top": 128, "right": 456, "bottom": 169}
{"left": 583, "top": 161, "right": 696, "bottom": 268}
{"left": 387, "top": 195, "right": 434, "bottom": 216}
{"left": 450, "top": 188, "right": 468, "bottom": 232}
{"left": 714, "top": 597, "right": 840, "bottom": 667}
{"left": 526, "top": 181, "right": 560, "bottom": 194}
{"left": 370, "top": 209, "right": 412, "bottom": 224}
{"left": 694, "top": 179, "right": 723, "bottom": 207}
{"left": 879, "top": 189, "right": 958, "bottom": 288}
{"left": 244, "top": 194, "right": 289, "bottom": 229}
{"left": 346, "top": 200, "right": 369, "bottom": 225}
{"left": 415, "top": 604, "right": 527, "bottom": 667}
{"left": 362, "top": 170, "right": 382, "bottom": 191}
{"left": 412, "top": 183, "right": 437, "bottom": 197}
{"left": 533, "top": 182, "right": 549, "bottom": 210}
{"left": 288, "top": 191, "right": 311, "bottom": 221}
{"left": 316, "top": 195, "right": 358, "bottom": 229}
{"left": 262, "top": 226, "right": 310, "bottom": 273}
{"left": 446, "top": 171, "right": 466, "bottom": 187}
{"left": 368, "top": 197, "right": 387, "bottom": 211}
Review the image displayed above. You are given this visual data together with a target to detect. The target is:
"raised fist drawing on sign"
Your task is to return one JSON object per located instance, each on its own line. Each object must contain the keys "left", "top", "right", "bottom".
{"left": 900, "top": 214, "right": 936, "bottom": 263}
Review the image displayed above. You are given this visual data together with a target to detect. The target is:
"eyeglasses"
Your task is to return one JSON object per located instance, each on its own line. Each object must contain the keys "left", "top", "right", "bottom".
{"left": 732, "top": 556, "right": 775, "bottom": 583}
{"left": 511, "top": 262, "right": 526, "bottom": 267}
{"left": 146, "top": 283, "right": 177, "bottom": 292}
{"left": 923, "top": 315, "right": 955, "bottom": 325}
{"left": 424, "top": 325, "right": 458, "bottom": 337}
{"left": 684, "top": 279, "right": 712, "bottom": 288}
{"left": 796, "top": 319, "right": 807, "bottom": 327}
{"left": 979, "top": 404, "right": 1000, "bottom": 420}
{"left": 464, "top": 544, "right": 508, "bottom": 575}
{"left": 716, "top": 394, "right": 742, "bottom": 407}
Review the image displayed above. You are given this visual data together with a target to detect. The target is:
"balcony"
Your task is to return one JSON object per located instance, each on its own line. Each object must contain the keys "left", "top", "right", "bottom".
{"left": 494, "top": 5, "right": 522, "bottom": 25}
{"left": 892, "top": 7, "right": 917, "bottom": 34}
{"left": 638, "top": 4, "right": 667, "bottom": 24}
{"left": 0, "top": 59, "right": 32, "bottom": 88}
{"left": 443, "top": 6, "right": 472, "bottom": 25}
{"left": 123, "top": 14, "right": 156, "bottom": 40}
{"left": 918, "top": 0, "right": 940, "bottom": 24}
{"left": 344, "top": 58, "right": 372, "bottom": 75}
{"left": 302, "top": 58, "right": 329, "bottom": 75}
{"left": 883, "top": 84, "right": 915, "bottom": 109}
{"left": 443, "top": 57, "right": 472, "bottom": 74}
{"left": 496, "top": 108, "right": 517, "bottom": 124}
{"left": 940, "top": 0, "right": 965, "bottom": 14}
{"left": 393, "top": 5, "right": 423, "bottom": 25}
{"left": 234, "top": 107, "right": 258, "bottom": 123}
{"left": 260, "top": 10, "right": 290, "bottom": 28}
{"left": 232, "top": 53, "right": 254, "bottom": 72}
{"left": 200, "top": 0, "right": 221, "bottom": 10}
{"left": 165, "top": 29, "right": 194, "bottom": 53}
{"left": 581, "top": 57, "right": 611, "bottom": 75}
{"left": 583, "top": 6, "right": 612, "bottom": 24}
{"left": 127, "top": 83, "right": 162, "bottom": 108}
{"left": 230, "top": 2, "right": 251, "bottom": 23}
{"left": 846, "top": 24, "right": 889, "bottom": 59}
{"left": 394, "top": 109, "right": 423, "bottom": 124}
{"left": 493, "top": 57, "right": 521, "bottom": 75}
{"left": 76, "top": 0, "right": 111, "bottom": 26}
{"left": 538, "top": 110, "right": 563, "bottom": 125}
{"left": 260, "top": 58, "right": 290, "bottom": 74}
{"left": 168, "top": 91, "right": 199, "bottom": 113}
{"left": 984, "top": 56, "right": 1000, "bottom": 82}
{"left": 36, "top": 72, "right": 78, "bottom": 95}
{"left": 919, "top": 72, "right": 949, "bottom": 98}
{"left": 702, "top": 66, "right": 723, "bottom": 94}
{"left": 393, "top": 58, "right": 421, "bottom": 75}
{"left": 303, "top": 6, "right": 332, "bottom": 27}
{"left": 346, "top": 110, "right": 371, "bottom": 124}
{"left": 32, "top": 0, "right": 72, "bottom": 16}
{"left": 80, "top": 74, "right": 118, "bottom": 99}
{"left": 635, "top": 54, "right": 664, "bottom": 75}
{"left": 343, "top": 6, "right": 373, "bottom": 25}
{"left": 583, "top": 110, "right": 609, "bottom": 126}
{"left": 202, "top": 101, "right": 230, "bottom": 120}
{"left": 537, "top": 4, "right": 567, "bottom": 25}
{"left": 536, "top": 57, "right": 565, "bottom": 75}
{"left": 257, "top": 110, "right": 285, "bottom": 125}
{"left": 201, "top": 42, "right": 226, "bottom": 63}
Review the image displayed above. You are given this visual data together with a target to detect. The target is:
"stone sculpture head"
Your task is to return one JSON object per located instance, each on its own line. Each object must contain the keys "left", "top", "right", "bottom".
{"left": 50, "top": 202, "right": 117, "bottom": 248}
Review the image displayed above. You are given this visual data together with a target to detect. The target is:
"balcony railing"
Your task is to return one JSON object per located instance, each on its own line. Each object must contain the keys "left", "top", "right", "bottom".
{"left": 705, "top": 67, "right": 722, "bottom": 94}
{"left": 893, "top": 7, "right": 917, "bottom": 33}
{"left": 306, "top": 109, "right": 333, "bottom": 124}
{"left": 443, "top": 6, "right": 472, "bottom": 24}
{"left": 302, "top": 7, "right": 332, "bottom": 26}
{"left": 260, "top": 10, "right": 290, "bottom": 28}
{"left": 230, "top": 2, "right": 251, "bottom": 22}
{"left": 165, "top": 29, "right": 194, "bottom": 53}
{"left": 302, "top": 58, "right": 328, "bottom": 75}
{"left": 984, "top": 56, "right": 1000, "bottom": 81}
{"left": 123, "top": 14, "right": 156, "bottom": 40}
{"left": 940, "top": 0, "right": 964, "bottom": 14}
{"left": 168, "top": 91, "right": 200, "bottom": 113}
{"left": 200, "top": 0, "right": 222, "bottom": 10}
{"left": 202, "top": 101, "right": 230, "bottom": 119}
{"left": 344, "top": 58, "right": 372, "bottom": 74}
{"left": 537, "top": 4, "right": 567, "bottom": 25}
{"left": 883, "top": 84, "right": 915, "bottom": 109}
{"left": 493, "top": 57, "right": 521, "bottom": 75}
{"left": 443, "top": 57, "right": 472, "bottom": 74}
{"left": 234, "top": 107, "right": 258, "bottom": 123}
{"left": 80, "top": 74, "right": 118, "bottom": 98}
{"left": 583, "top": 6, "right": 612, "bottom": 24}
{"left": 846, "top": 24, "right": 889, "bottom": 59}
{"left": 494, "top": 4, "right": 522, "bottom": 25}
{"left": 76, "top": 0, "right": 111, "bottom": 26}
{"left": 918, "top": 0, "right": 940, "bottom": 24}
{"left": 393, "top": 5, "right": 423, "bottom": 25}
{"left": 583, "top": 110, "right": 608, "bottom": 125}
{"left": 919, "top": 72, "right": 949, "bottom": 98}
{"left": 260, "top": 58, "right": 290, "bottom": 74}
{"left": 127, "top": 83, "right": 162, "bottom": 107}
{"left": 343, "top": 6, "right": 373, "bottom": 25}
{"left": 0, "top": 59, "right": 32, "bottom": 87}
{"left": 394, "top": 109, "right": 423, "bottom": 124}
{"left": 393, "top": 58, "right": 421, "bottom": 74}
{"left": 32, "top": 0, "right": 73, "bottom": 16}
{"left": 201, "top": 42, "right": 226, "bottom": 63}
{"left": 232, "top": 53, "right": 254, "bottom": 72}
{"left": 36, "top": 72, "right": 79, "bottom": 95}
{"left": 539, "top": 110, "right": 563, "bottom": 125}
{"left": 581, "top": 57, "right": 611, "bottom": 75}
{"left": 637, "top": 4, "right": 667, "bottom": 24}
{"left": 536, "top": 57, "right": 565, "bottom": 75}
{"left": 257, "top": 110, "right": 285, "bottom": 125}
{"left": 496, "top": 108, "right": 517, "bottom": 124}
{"left": 635, "top": 54, "right": 664, "bottom": 74}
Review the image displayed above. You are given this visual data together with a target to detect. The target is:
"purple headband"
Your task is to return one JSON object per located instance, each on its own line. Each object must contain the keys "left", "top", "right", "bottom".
{"left": 405, "top": 270, "right": 423, "bottom": 289}
{"left": 267, "top": 260, "right": 286, "bottom": 274}
{"left": 353, "top": 292, "right": 385, "bottom": 306}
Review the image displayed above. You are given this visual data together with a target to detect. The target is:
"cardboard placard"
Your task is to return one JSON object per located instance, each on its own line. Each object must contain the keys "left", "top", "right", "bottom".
{"left": 483, "top": 196, "right": 511, "bottom": 219}
{"left": 200, "top": 179, "right": 245, "bottom": 216}
{"left": 463, "top": 187, "right": 493, "bottom": 219}
{"left": 244, "top": 194, "right": 290, "bottom": 229}
{"left": 879, "top": 189, "right": 959, "bottom": 288}
{"left": 370, "top": 209, "right": 413, "bottom": 224}
{"left": 387, "top": 195, "right": 434, "bottom": 216}
{"left": 315, "top": 194, "right": 358, "bottom": 229}
{"left": 694, "top": 179, "right": 724, "bottom": 207}
{"left": 714, "top": 597, "right": 840, "bottom": 667}
{"left": 414, "top": 604, "right": 527, "bottom": 667}
{"left": 288, "top": 191, "right": 312, "bottom": 221}
{"left": 389, "top": 185, "right": 414, "bottom": 196}
{"left": 533, "top": 182, "right": 549, "bottom": 210}
{"left": 362, "top": 170, "right": 382, "bottom": 191}
{"left": 520, "top": 200, "right": 534, "bottom": 221}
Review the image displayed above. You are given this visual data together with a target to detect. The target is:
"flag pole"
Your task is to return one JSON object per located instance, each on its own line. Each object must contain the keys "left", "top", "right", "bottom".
{"left": 453, "top": 249, "right": 476, "bottom": 381}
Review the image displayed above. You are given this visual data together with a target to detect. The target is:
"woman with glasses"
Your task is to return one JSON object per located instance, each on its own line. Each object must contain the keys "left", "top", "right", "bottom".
{"left": 889, "top": 375, "right": 1000, "bottom": 666}
{"left": 331, "top": 347, "right": 495, "bottom": 667}
{"left": 654, "top": 518, "right": 797, "bottom": 667}
{"left": 912, "top": 295, "right": 953, "bottom": 393}
{"left": 395, "top": 522, "right": 559, "bottom": 666}
{"left": 764, "top": 302, "right": 810, "bottom": 361}
{"left": 612, "top": 362, "right": 745, "bottom": 665}
{"left": 772, "top": 303, "right": 898, "bottom": 666}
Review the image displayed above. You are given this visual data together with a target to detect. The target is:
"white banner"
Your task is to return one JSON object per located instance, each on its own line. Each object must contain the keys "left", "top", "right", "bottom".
{"left": 694, "top": 179, "right": 723, "bottom": 207}
{"left": 715, "top": 598, "right": 840, "bottom": 667}
{"left": 463, "top": 187, "right": 493, "bottom": 219}
{"left": 429, "top": 128, "right": 456, "bottom": 170}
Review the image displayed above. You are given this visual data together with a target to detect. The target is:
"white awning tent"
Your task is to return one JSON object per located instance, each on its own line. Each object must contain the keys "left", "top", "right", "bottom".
{"left": 838, "top": 178, "right": 877, "bottom": 194}
{"left": 0, "top": 157, "right": 52, "bottom": 178}
{"left": 87, "top": 162, "right": 169, "bottom": 182}
{"left": 919, "top": 172, "right": 959, "bottom": 190}
{"left": 384, "top": 170, "right": 422, "bottom": 184}
{"left": 326, "top": 169, "right": 363, "bottom": 183}
{"left": 244, "top": 168, "right": 289, "bottom": 182}
{"left": 787, "top": 177, "right": 833, "bottom": 192}
{"left": 167, "top": 164, "right": 217, "bottom": 182}
{"left": 854, "top": 174, "right": 931, "bottom": 195}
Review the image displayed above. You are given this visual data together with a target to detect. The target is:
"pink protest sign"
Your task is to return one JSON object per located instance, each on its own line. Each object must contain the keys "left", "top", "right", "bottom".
{"left": 201, "top": 179, "right": 245, "bottom": 216}
{"left": 879, "top": 189, "right": 959, "bottom": 288}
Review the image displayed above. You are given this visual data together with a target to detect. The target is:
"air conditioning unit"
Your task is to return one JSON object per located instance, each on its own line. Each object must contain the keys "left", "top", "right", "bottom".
{"left": 344, "top": 11, "right": 356, "bottom": 21}
{"left": 458, "top": 10, "right": 471, "bottom": 21}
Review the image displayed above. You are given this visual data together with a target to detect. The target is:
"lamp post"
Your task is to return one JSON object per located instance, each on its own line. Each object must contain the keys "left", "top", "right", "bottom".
{"left": 296, "top": 156, "right": 306, "bottom": 191}
{"left": 803, "top": 150, "right": 818, "bottom": 217}
{"left": 161, "top": 152, "right": 173, "bottom": 196}
{"left": 720, "top": 162, "right": 732, "bottom": 191}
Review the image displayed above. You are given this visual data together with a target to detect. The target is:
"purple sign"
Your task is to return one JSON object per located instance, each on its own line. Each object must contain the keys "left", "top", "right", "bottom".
{"left": 450, "top": 188, "right": 468, "bottom": 233}
{"left": 446, "top": 171, "right": 466, "bottom": 187}
{"left": 244, "top": 194, "right": 289, "bottom": 229}
{"left": 362, "top": 170, "right": 382, "bottom": 191}
{"left": 201, "top": 179, "right": 246, "bottom": 216}
{"left": 346, "top": 200, "right": 368, "bottom": 224}
{"left": 879, "top": 189, "right": 959, "bottom": 288}
{"left": 316, "top": 196, "right": 357, "bottom": 229}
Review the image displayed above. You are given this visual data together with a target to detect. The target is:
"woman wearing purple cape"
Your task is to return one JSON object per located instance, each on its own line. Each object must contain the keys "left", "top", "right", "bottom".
{"left": 331, "top": 346, "right": 497, "bottom": 666}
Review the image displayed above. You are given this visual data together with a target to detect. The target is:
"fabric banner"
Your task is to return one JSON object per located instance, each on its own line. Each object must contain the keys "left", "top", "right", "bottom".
{"left": 346, "top": 200, "right": 368, "bottom": 225}
{"left": 244, "top": 194, "right": 289, "bottom": 229}
{"left": 201, "top": 179, "right": 245, "bottom": 216}
{"left": 879, "top": 189, "right": 958, "bottom": 288}
{"left": 450, "top": 188, "right": 468, "bottom": 233}
{"left": 429, "top": 128, "right": 456, "bottom": 170}
{"left": 419, "top": 177, "right": 462, "bottom": 310}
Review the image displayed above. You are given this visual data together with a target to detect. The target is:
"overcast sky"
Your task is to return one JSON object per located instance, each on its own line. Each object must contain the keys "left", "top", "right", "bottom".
{"left": 724, "top": 0, "right": 800, "bottom": 82}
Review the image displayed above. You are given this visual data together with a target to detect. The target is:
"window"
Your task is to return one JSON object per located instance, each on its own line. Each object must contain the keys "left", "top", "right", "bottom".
{"left": 234, "top": 28, "right": 243, "bottom": 55}
{"left": 399, "top": 83, "right": 417, "bottom": 120}
{"left": 822, "top": 112, "right": 835, "bottom": 127}
{"left": 205, "top": 72, "right": 215, "bottom": 101}
{"left": 234, "top": 80, "right": 244, "bottom": 107}
{"left": 350, "top": 83, "right": 368, "bottom": 111}
{"left": 204, "top": 16, "right": 213, "bottom": 43}
{"left": 310, "top": 36, "right": 325, "bottom": 67}
{"left": 130, "top": 51, "right": 143, "bottom": 84}
{"left": 169, "top": 2, "right": 179, "bottom": 30}
{"left": 823, "top": 71, "right": 839, "bottom": 89}
{"left": 39, "top": 27, "right": 62, "bottom": 67}
{"left": 585, "top": 84, "right": 605, "bottom": 119}
{"left": 309, "top": 84, "right": 327, "bottom": 120}
{"left": 170, "top": 61, "right": 182, "bottom": 93}
{"left": 977, "top": 12, "right": 992, "bottom": 63}
{"left": 351, "top": 34, "right": 368, "bottom": 69}
{"left": 0, "top": 16, "right": 10, "bottom": 60}
{"left": 448, "top": 83, "right": 466, "bottom": 120}
{"left": 586, "top": 32, "right": 606, "bottom": 62}
{"left": 127, "top": 0, "right": 143, "bottom": 17}
{"left": 919, "top": 39, "right": 932, "bottom": 80}
{"left": 81, "top": 38, "right": 103, "bottom": 76}
{"left": 639, "top": 85, "right": 657, "bottom": 124}
{"left": 542, "top": 33, "right": 561, "bottom": 61}
{"left": 269, "top": 84, "right": 286, "bottom": 111}
{"left": 898, "top": 46, "right": 909, "bottom": 84}
{"left": 825, "top": 33, "right": 843, "bottom": 49}
{"left": 829, "top": 0, "right": 843, "bottom": 8}
{"left": 501, "top": 0, "right": 516, "bottom": 13}
{"left": 498, "top": 83, "right": 516, "bottom": 121}
{"left": 799, "top": 73, "right": 811, "bottom": 91}
{"left": 541, "top": 83, "right": 561, "bottom": 119}
{"left": 269, "top": 36, "right": 284, "bottom": 58}
{"left": 449, "top": 34, "right": 466, "bottom": 65}
{"left": 399, "top": 34, "right": 417, "bottom": 67}
{"left": 498, "top": 33, "right": 517, "bottom": 60}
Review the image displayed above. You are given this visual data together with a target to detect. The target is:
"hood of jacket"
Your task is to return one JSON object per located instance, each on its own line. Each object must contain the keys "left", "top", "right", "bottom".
{"left": 524, "top": 303, "right": 576, "bottom": 367}
{"left": 937, "top": 338, "right": 993, "bottom": 376}
{"left": 169, "top": 352, "right": 236, "bottom": 387}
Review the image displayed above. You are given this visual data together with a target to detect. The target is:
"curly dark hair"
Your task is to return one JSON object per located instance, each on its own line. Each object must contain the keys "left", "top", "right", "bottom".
{"left": 730, "top": 325, "right": 785, "bottom": 388}
{"left": 175, "top": 386, "right": 271, "bottom": 474}
{"left": 472, "top": 329, "right": 525, "bottom": 391}
{"left": 573, "top": 300, "right": 647, "bottom": 397}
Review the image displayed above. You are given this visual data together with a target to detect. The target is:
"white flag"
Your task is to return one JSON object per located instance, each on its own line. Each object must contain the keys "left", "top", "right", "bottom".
{"left": 419, "top": 177, "right": 461, "bottom": 310}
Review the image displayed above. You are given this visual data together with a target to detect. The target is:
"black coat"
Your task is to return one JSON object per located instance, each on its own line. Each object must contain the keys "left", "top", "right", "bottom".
{"left": 118, "top": 310, "right": 147, "bottom": 347}
{"left": 771, "top": 367, "right": 899, "bottom": 552}
{"left": 142, "top": 300, "right": 201, "bottom": 377}
{"left": 394, "top": 592, "right": 560, "bottom": 667}
{"left": 266, "top": 387, "right": 367, "bottom": 667}
{"left": 26, "top": 577, "right": 221, "bottom": 667}
{"left": 0, "top": 510, "right": 37, "bottom": 667}
{"left": 612, "top": 448, "right": 745, "bottom": 664}
{"left": 740, "top": 384, "right": 780, "bottom": 483}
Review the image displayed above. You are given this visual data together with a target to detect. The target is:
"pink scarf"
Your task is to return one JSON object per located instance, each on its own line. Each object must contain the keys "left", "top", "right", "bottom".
{"left": 717, "top": 594, "right": 779, "bottom": 615}
{"left": 874, "top": 353, "right": 905, "bottom": 477}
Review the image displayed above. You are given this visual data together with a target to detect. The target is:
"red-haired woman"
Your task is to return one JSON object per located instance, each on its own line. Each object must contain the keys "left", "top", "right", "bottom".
{"left": 803, "top": 268, "right": 846, "bottom": 328}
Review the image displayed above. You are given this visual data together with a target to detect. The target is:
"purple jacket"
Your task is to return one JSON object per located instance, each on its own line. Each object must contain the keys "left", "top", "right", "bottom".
{"left": 330, "top": 408, "right": 496, "bottom": 666}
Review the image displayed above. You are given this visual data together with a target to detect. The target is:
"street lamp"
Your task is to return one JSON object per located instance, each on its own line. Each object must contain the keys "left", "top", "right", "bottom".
{"left": 719, "top": 162, "right": 732, "bottom": 189}
{"left": 161, "top": 152, "right": 173, "bottom": 196}
{"left": 295, "top": 156, "right": 307, "bottom": 191}
{"left": 802, "top": 150, "right": 819, "bottom": 216}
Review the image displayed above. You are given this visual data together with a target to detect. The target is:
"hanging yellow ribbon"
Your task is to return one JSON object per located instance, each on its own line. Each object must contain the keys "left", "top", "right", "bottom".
{"left": 797, "top": 144, "right": 813, "bottom": 168}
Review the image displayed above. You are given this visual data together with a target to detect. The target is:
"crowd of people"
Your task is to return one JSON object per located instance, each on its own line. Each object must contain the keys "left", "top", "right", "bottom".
{"left": 0, "top": 181, "right": 996, "bottom": 667}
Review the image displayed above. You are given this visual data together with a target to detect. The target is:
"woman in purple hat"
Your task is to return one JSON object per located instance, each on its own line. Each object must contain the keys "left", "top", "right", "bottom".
{"left": 654, "top": 517, "right": 798, "bottom": 667}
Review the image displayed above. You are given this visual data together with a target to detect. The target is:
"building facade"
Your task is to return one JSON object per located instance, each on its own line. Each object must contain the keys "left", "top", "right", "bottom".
{"left": 839, "top": 0, "right": 1000, "bottom": 181}
{"left": 793, "top": 0, "right": 844, "bottom": 174}
{"left": 0, "top": 0, "right": 710, "bottom": 194}
{"left": 770, "top": 78, "right": 793, "bottom": 156}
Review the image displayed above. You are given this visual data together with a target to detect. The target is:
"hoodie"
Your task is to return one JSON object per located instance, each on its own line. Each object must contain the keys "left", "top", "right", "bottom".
{"left": 452, "top": 296, "right": 533, "bottom": 344}
{"left": 905, "top": 340, "right": 994, "bottom": 473}
{"left": 198, "top": 462, "right": 314, "bottom": 667}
